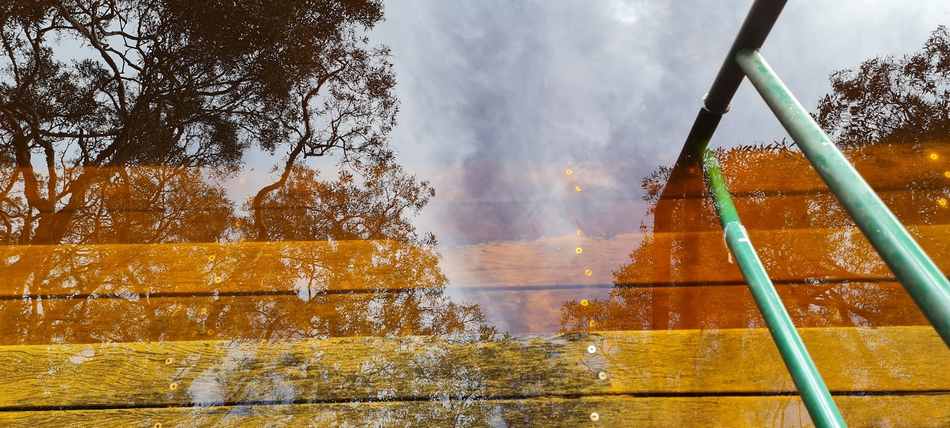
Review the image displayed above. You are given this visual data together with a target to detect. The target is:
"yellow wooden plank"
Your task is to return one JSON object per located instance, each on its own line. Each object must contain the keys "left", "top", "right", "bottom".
{"left": 0, "top": 326, "right": 945, "bottom": 409}
{"left": 0, "top": 394, "right": 947, "bottom": 427}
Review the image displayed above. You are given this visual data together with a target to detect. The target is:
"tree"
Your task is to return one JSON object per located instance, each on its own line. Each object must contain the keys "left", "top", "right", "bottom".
{"left": 244, "top": 158, "right": 434, "bottom": 243}
{"left": 817, "top": 26, "right": 950, "bottom": 149}
{"left": 565, "top": 27, "right": 950, "bottom": 333}
{"left": 0, "top": 0, "right": 398, "bottom": 244}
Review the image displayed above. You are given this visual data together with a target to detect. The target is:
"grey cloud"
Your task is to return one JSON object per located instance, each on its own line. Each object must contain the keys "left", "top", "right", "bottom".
{"left": 375, "top": 0, "right": 950, "bottom": 244}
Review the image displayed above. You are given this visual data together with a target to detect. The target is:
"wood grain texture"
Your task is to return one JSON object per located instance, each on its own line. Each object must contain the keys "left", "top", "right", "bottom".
{"left": 0, "top": 326, "right": 945, "bottom": 409}
{"left": 1, "top": 395, "right": 947, "bottom": 427}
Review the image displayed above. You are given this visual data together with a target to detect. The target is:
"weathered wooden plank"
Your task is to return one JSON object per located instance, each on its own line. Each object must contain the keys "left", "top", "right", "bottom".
{"left": 0, "top": 281, "right": 926, "bottom": 344}
{"left": 1, "top": 394, "right": 947, "bottom": 427}
{"left": 0, "top": 326, "right": 945, "bottom": 409}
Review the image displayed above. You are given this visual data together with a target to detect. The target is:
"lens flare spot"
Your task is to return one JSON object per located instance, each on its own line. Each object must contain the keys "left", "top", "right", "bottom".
{"left": 938, "top": 197, "right": 949, "bottom": 208}
{"left": 580, "top": 299, "right": 590, "bottom": 307}
{"left": 574, "top": 185, "right": 583, "bottom": 192}
{"left": 169, "top": 382, "right": 178, "bottom": 391}
{"left": 584, "top": 268, "right": 593, "bottom": 277}
{"left": 929, "top": 152, "right": 940, "bottom": 161}
{"left": 575, "top": 247, "right": 583, "bottom": 255}
{"left": 944, "top": 171, "right": 950, "bottom": 179}
{"left": 565, "top": 168, "right": 574, "bottom": 176}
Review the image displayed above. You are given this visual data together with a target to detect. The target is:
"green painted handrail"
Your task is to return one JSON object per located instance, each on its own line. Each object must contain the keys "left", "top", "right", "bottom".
{"left": 703, "top": 149, "right": 845, "bottom": 428}
{"left": 736, "top": 49, "right": 950, "bottom": 346}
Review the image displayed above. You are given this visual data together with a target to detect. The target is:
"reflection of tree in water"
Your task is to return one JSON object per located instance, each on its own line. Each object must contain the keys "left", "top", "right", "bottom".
{"left": 0, "top": 1, "right": 494, "bottom": 344}
{"left": 562, "top": 27, "right": 950, "bottom": 332}
{"left": 1, "top": 0, "right": 397, "bottom": 244}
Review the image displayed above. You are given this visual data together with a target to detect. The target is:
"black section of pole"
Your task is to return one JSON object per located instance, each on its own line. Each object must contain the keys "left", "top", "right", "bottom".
{"left": 660, "top": 0, "right": 787, "bottom": 200}
{"left": 704, "top": 0, "right": 788, "bottom": 114}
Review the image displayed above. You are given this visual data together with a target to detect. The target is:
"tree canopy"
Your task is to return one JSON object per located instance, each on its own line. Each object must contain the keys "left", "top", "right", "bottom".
{"left": 0, "top": 0, "right": 421, "bottom": 244}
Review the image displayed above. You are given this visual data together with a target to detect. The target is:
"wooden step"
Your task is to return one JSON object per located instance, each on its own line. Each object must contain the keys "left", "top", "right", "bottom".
{"left": 0, "top": 326, "right": 945, "bottom": 426}
{"left": 659, "top": 142, "right": 950, "bottom": 200}
{"left": 5, "top": 224, "right": 943, "bottom": 298}
{"left": 0, "top": 281, "right": 928, "bottom": 344}
{"left": 655, "top": 187, "right": 950, "bottom": 232}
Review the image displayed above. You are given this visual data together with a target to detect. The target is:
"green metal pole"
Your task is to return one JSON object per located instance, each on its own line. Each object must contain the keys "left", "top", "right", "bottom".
{"left": 736, "top": 49, "right": 950, "bottom": 346}
{"left": 703, "top": 150, "right": 846, "bottom": 428}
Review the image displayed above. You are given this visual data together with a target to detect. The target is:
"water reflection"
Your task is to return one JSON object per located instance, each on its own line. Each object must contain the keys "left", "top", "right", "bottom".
{"left": 0, "top": 0, "right": 499, "bottom": 349}
{"left": 1, "top": 2, "right": 949, "bottom": 425}
{"left": 561, "top": 26, "right": 950, "bottom": 333}
{"left": 1, "top": 12, "right": 949, "bottom": 341}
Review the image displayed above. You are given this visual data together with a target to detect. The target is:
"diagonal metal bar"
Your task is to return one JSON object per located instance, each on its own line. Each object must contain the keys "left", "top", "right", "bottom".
{"left": 661, "top": 0, "right": 787, "bottom": 200}
{"left": 703, "top": 149, "right": 846, "bottom": 428}
{"left": 736, "top": 49, "right": 950, "bottom": 346}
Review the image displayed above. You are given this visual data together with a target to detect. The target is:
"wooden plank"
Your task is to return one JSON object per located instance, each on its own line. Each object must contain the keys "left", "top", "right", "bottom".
{"left": 613, "top": 224, "right": 950, "bottom": 285}
{"left": 720, "top": 142, "right": 950, "bottom": 195}
{"left": 0, "top": 394, "right": 947, "bottom": 427}
{"left": 0, "top": 281, "right": 926, "bottom": 344}
{"left": 654, "top": 187, "right": 950, "bottom": 233}
{"left": 661, "top": 142, "right": 950, "bottom": 198}
{"left": 0, "top": 290, "right": 490, "bottom": 345}
{"left": 0, "top": 326, "right": 945, "bottom": 409}
{"left": 1, "top": 224, "right": 947, "bottom": 298}
{"left": 449, "top": 223, "right": 950, "bottom": 287}
{"left": 0, "top": 239, "right": 445, "bottom": 297}
{"left": 554, "top": 282, "right": 926, "bottom": 333}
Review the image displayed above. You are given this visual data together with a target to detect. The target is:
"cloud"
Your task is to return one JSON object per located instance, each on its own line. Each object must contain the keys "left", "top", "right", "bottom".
{"left": 374, "top": 0, "right": 950, "bottom": 244}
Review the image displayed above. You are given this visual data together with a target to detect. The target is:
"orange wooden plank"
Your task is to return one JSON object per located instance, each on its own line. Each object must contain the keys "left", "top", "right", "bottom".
{"left": 654, "top": 187, "right": 950, "bottom": 233}
{"left": 0, "top": 239, "right": 444, "bottom": 297}
{"left": 660, "top": 142, "right": 950, "bottom": 199}
{"left": 2, "top": 223, "right": 948, "bottom": 298}
{"left": 0, "top": 281, "right": 925, "bottom": 344}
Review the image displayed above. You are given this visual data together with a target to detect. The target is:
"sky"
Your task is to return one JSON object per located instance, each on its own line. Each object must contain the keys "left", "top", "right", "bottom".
{"left": 369, "top": 0, "right": 950, "bottom": 246}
